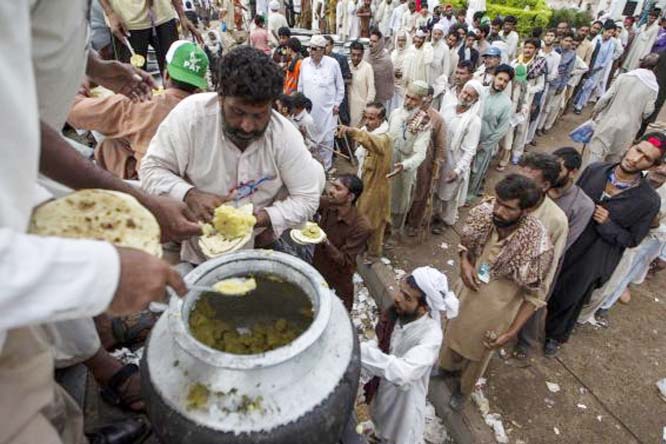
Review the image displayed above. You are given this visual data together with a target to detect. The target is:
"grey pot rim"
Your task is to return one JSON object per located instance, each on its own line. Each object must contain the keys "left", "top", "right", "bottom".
{"left": 169, "top": 249, "right": 333, "bottom": 371}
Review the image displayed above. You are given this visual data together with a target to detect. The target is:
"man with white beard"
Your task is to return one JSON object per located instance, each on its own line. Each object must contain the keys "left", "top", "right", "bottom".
{"left": 435, "top": 80, "right": 483, "bottom": 228}
{"left": 430, "top": 23, "right": 452, "bottom": 88}
{"left": 387, "top": 81, "right": 432, "bottom": 239}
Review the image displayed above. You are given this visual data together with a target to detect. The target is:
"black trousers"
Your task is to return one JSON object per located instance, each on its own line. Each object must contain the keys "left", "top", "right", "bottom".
{"left": 112, "top": 18, "right": 179, "bottom": 75}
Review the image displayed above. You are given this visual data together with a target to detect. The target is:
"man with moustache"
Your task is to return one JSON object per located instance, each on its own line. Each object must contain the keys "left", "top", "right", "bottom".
{"left": 386, "top": 81, "right": 432, "bottom": 238}
{"left": 439, "top": 174, "right": 553, "bottom": 411}
{"left": 467, "top": 64, "right": 514, "bottom": 201}
{"left": 473, "top": 46, "right": 503, "bottom": 86}
{"left": 312, "top": 174, "right": 371, "bottom": 311}
{"left": 362, "top": 267, "right": 458, "bottom": 444}
{"left": 430, "top": 23, "right": 453, "bottom": 88}
{"left": 339, "top": 102, "right": 393, "bottom": 261}
{"left": 544, "top": 134, "right": 666, "bottom": 356}
{"left": 402, "top": 29, "right": 434, "bottom": 87}
{"left": 435, "top": 80, "right": 483, "bottom": 228}
{"left": 140, "top": 46, "right": 326, "bottom": 264}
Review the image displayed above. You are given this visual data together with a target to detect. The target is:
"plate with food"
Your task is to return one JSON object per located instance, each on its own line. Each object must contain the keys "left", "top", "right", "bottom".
{"left": 198, "top": 203, "right": 256, "bottom": 258}
{"left": 29, "top": 189, "right": 162, "bottom": 257}
{"left": 290, "top": 221, "right": 326, "bottom": 245}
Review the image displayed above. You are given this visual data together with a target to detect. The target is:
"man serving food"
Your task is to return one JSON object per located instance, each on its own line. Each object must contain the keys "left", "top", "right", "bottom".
{"left": 140, "top": 46, "right": 326, "bottom": 263}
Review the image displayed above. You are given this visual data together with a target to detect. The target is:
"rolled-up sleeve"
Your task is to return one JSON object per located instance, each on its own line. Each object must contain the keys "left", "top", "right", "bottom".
{"left": 264, "top": 137, "right": 325, "bottom": 236}
{"left": 0, "top": 229, "right": 119, "bottom": 335}
{"left": 139, "top": 107, "right": 194, "bottom": 201}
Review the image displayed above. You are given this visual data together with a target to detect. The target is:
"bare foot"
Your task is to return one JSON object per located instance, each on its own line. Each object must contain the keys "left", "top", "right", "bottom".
{"left": 85, "top": 348, "right": 145, "bottom": 412}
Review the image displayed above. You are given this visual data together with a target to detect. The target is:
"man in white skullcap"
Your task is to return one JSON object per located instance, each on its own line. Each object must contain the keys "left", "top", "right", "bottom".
{"left": 267, "top": 0, "right": 289, "bottom": 46}
{"left": 361, "top": 266, "right": 458, "bottom": 444}
{"left": 387, "top": 80, "right": 431, "bottom": 238}
{"left": 429, "top": 23, "right": 452, "bottom": 90}
{"left": 402, "top": 28, "right": 434, "bottom": 87}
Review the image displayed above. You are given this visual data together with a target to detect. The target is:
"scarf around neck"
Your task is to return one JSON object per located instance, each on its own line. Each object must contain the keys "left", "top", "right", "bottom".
{"left": 460, "top": 199, "right": 553, "bottom": 295}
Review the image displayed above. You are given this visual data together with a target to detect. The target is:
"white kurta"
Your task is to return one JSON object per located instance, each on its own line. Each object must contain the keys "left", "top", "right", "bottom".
{"left": 588, "top": 70, "right": 657, "bottom": 162}
{"left": 298, "top": 55, "right": 345, "bottom": 169}
{"left": 429, "top": 40, "right": 451, "bottom": 85}
{"left": 140, "top": 93, "right": 326, "bottom": 263}
{"left": 337, "top": 0, "right": 351, "bottom": 40}
{"left": 361, "top": 314, "right": 443, "bottom": 444}
{"left": 403, "top": 44, "right": 434, "bottom": 86}
{"left": 438, "top": 102, "right": 481, "bottom": 211}
{"left": 623, "top": 22, "right": 660, "bottom": 72}
{"left": 349, "top": 60, "right": 377, "bottom": 127}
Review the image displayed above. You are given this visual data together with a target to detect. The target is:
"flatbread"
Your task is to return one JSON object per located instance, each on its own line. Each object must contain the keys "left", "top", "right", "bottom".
{"left": 29, "top": 189, "right": 162, "bottom": 257}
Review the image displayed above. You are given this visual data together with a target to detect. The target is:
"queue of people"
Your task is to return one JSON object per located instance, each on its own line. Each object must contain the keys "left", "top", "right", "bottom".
{"left": 4, "top": 1, "right": 666, "bottom": 444}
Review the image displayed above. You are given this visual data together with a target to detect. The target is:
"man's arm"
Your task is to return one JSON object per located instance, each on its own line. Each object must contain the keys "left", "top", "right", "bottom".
{"left": 262, "top": 135, "right": 326, "bottom": 236}
{"left": 453, "top": 117, "right": 481, "bottom": 176}
{"left": 595, "top": 204, "right": 659, "bottom": 249}
{"left": 333, "top": 61, "right": 345, "bottom": 107}
{"left": 366, "top": 65, "right": 376, "bottom": 103}
{"left": 348, "top": 128, "right": 391, "bottom": 155}
{"left": 360, "top": 328, "right": 442, "bottom": 387}
{"left": 171, "top": 0, "right": 204, "bottom": 43}
{"left": 485, "top": 299, "right": 538, "bottom": 348}
{"left": 399, "top": 127, "right": 430, "bottom": 171}
{"left": 40, "top": 122, "right": 201, "bottom": 242}
{"left": 67, "top": 94, "right": 132, "bottom": 138}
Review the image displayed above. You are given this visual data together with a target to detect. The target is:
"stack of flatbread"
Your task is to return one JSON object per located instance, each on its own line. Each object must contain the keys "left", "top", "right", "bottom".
{"left": 29, "top": 189, "right": 162, "bottom": 257}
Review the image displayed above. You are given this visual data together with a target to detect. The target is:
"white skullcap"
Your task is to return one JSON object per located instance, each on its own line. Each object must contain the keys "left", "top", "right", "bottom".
{"left": 433, "top": 23, "right": 446, "bottom": 32}
{"left": 309, "top": 34, "right": 328, "bottom": 48}
{"left": 415, "top": 29, "right": 428, "bottom": 38}
{"left": 269, "top": 0, "right": 280, "bottom": 10}
{"left": 463, "top": 79, "right": 485, "bottom": 97}
{"left": 411, "top": 266, "right": 459, "bottom": 322}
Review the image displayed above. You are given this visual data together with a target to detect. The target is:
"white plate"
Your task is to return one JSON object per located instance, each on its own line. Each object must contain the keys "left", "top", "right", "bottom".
{"left": 290, "top": 222, "right": 326, "bottom": 245}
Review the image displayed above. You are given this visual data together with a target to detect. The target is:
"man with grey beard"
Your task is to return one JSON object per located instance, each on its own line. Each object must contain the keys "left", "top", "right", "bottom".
{"left": 386, "top": 80, "right": 431, "bottom": 242}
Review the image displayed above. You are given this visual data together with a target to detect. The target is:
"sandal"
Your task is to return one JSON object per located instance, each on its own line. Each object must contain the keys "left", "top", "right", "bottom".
{"left": 100, "top": 363, "right": 145, "bottom": 412}
{"left": 86, "top": 417, "right": 150, "bottom": 444}
{"left": 512, "top": 342, "right": 529, "bottom": 361}
{"left": 109, "top": 311, "right": 157, "bottom": 349}
{"left": 431, "top": 226, "right": 444, "bottom": 235}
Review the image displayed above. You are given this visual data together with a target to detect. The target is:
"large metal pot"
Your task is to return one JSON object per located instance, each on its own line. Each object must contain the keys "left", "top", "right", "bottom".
{"left": 141, "top": 250, "right": 360, "bottom": 443}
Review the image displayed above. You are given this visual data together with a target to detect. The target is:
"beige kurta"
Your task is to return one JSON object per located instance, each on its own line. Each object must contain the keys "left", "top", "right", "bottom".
{"left": 349, "top": 60, "right": 376, "bottom": 128}
{"left": 445, "top": 230, "right": 546, "bottom": 362}
{"left": 623, "top": 22, "right": 660, "bottom": 72}
{"left": 388, "top": 108, "right": 431, "bottom": 218}
{"left": 587, "top": 71, "right": 657, "bottom": 164}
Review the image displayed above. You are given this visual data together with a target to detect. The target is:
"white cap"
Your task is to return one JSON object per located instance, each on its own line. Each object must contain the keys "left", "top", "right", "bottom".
{"left": 270, "top": 0, "right": 280, "bottom": 10}
{"left": 309, "top": 34, "right": 328, "bottom": 48}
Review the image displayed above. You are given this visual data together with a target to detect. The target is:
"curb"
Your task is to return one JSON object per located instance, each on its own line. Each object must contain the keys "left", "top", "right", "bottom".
{"left": 356, "top": 260, "right": 496, "bottom": 444}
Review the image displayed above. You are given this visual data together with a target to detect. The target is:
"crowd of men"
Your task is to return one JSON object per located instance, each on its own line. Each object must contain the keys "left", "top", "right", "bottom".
{"left": 4, "top": 1, "right": 666, "bottom": 444}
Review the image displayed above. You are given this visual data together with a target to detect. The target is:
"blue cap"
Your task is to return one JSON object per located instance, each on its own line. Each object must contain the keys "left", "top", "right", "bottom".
{"left": 483, "top": 46, "right": 502, "bottom": 57}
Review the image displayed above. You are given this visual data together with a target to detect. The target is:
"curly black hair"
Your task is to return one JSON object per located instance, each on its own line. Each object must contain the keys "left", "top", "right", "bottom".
{"left": 217, "top": 46, "right": 284, "bottom": 103}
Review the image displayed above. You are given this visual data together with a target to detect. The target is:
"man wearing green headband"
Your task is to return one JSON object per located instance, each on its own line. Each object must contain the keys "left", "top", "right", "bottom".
{"left": 68, "top": 41, "right": 209, "bottom": 180}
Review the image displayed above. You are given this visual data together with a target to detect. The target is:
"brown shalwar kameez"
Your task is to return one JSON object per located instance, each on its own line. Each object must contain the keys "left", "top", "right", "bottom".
{"left": 439, "top": 201, "right": 553, "bottom": 397}
{"left": 313, "top": 200, "right": 372, "bottom": 311}
{"left": 351, "top": 127, "right": 393, "bottom": 257}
